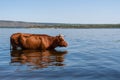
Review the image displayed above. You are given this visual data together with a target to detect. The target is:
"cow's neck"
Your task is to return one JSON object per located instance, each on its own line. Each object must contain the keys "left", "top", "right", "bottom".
{"left": 49, "top": 37, "right": 59, "bottom": 49}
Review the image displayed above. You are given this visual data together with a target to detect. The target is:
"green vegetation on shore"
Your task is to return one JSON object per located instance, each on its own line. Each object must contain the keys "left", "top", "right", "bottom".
{"left": 0, "top": 20, "right": 120, "bottom": 28}
{"left": 30, "top": 24, "right": 120, "bottom": 28}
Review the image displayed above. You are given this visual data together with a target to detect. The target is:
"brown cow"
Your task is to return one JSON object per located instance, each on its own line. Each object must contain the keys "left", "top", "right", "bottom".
{"left": 10, "top": 33, "right": 68, "bottom": 50}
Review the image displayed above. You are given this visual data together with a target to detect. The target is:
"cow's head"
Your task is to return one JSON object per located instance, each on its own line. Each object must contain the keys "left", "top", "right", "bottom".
{"left": 56, "top": 34, "right": 68, "bottom": 47}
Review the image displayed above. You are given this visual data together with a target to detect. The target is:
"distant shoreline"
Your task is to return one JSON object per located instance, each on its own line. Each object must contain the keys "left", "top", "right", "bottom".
{"left": 0, "top": 24, "right": 120, "bottom": 28}
{"left": 0, "top": 20, "right": 120, "bottom": 28}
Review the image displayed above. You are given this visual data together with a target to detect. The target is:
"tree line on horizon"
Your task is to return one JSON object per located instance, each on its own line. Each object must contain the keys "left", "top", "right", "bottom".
{"left": 0, "top": 20, "right": 120, "bottom": 28}
{"left": 30, "top": 24, "right": 120, "bottom": 28}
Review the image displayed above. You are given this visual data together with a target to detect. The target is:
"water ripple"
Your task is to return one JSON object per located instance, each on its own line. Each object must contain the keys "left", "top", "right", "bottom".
{"left": 0, "top": 29, "right": 120, "bottom": 80}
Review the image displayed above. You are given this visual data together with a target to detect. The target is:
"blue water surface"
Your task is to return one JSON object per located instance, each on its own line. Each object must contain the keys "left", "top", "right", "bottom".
{"left": 0, "top": 28, "right": 120, "bottom": 80}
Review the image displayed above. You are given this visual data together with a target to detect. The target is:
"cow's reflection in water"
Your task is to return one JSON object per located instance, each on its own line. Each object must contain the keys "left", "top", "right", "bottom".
{"left": 10, "top": 50, "right": 67, "bottom": 70}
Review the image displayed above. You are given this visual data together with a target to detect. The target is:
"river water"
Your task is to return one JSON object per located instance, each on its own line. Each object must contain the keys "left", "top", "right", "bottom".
{"left": 0, "top": 28, "right": 120, "bottom": 80}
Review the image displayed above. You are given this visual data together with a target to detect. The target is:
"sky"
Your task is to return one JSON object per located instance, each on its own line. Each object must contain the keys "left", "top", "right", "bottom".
{"left": 0, "top": 0, "right": 120, "bottom": 24}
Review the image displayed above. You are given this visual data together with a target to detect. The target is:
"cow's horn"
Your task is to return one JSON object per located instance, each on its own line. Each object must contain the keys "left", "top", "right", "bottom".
{"left": 59, "top": 34, "right": 64, "bottom": 37}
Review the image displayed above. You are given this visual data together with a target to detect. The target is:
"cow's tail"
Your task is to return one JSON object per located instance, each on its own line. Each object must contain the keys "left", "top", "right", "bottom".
{"left": 10, "top": 37, "right": 12, "bottom": 50}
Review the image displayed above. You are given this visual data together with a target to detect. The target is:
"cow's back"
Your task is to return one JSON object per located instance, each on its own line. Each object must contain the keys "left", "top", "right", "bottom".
{"left": 19, "top": 34, "right": 54, "bottom": 50}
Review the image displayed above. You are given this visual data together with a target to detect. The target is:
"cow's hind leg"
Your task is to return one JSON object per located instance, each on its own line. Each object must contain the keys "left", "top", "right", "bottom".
{"left": 11, "top": 45, "right": 18, "bottom": 50}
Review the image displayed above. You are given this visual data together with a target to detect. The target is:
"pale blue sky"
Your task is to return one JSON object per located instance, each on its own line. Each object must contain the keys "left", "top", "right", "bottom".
{"left": 0, "top": 0, "right": 120, "bottom": 24}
